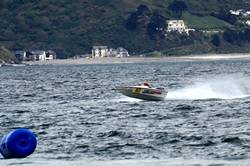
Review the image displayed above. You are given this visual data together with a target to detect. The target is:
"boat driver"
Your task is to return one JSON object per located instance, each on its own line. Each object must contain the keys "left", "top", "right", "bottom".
{"left": 143, "top": 81, "right": 151, "bottom": 88}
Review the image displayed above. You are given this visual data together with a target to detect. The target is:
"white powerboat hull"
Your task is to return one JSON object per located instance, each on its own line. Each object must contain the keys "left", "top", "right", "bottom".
{"left": 117, "top": 86, "right": 167, "bottom": 101}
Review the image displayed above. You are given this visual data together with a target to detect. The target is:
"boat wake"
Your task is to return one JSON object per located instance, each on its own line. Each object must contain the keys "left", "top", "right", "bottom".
{"left": 116, "top": 96, "right": 142, "bottom": 102}
{"left": 167, "top": 74, "right": 250, "bottom": 100}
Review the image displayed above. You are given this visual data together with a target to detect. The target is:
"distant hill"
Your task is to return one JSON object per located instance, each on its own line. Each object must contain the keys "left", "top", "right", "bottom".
{"left": 1, "top": 0, "right": 250, "bottom": 58}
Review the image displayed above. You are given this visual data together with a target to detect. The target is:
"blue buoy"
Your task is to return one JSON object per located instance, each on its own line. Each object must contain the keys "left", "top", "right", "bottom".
{"left": 0, "top": 128, "right": 37, "bottom": 159}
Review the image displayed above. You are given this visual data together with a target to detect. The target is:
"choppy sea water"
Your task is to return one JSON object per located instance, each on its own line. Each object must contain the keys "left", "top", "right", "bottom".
{"left": 1, "top": 59, "right": 250, "bottom": 165}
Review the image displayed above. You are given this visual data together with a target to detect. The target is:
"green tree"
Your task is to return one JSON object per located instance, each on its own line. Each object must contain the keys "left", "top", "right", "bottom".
{"left": 147, "top": 12, "right": 166, "bottom": 40}
{"left": 223, "top": 29, "right": 238, "bottom": 44}
{"left": 211, "top": 34, "right": 220, "bottom": 47}
{"left": 211, "top": 10, "right": 237, "bottom": 24}
{"left": 125, "top": 13, "right": 138, "bottom": 30}
{"left": 244, "top": 28, "right": 250, "bottom": 42}
{"left": 16, "top": 15, "right": 29, "bottom": 32}
{"left": 125, "top": 4, "right": 151, "bottom": 31}
{"left": 168, "top": 0, "right": 187, "bottom": 18}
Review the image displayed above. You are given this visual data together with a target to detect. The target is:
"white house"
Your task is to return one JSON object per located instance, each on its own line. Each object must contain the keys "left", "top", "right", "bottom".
{"left": 166, "top": 20, "right": 194, "bottom": 34}
{"left": 14, "top": 50, "right": 56, "bottom": 61}
{"left": 230, "top": 9, "right": 250, "bottom": 16}
{"left": 167, "top": 20, "right": 186, "bottom": 33}
{"left": 106, "top": 48, "right": 117, "bottom": 57}
{"left": 45, "top": 50, "right": 56, "bottom": 60}
{"left": 31, "top": 51, "right": 46, "bottom": 61}
{"left": 92, "top": 46, "right": 129, "bottom": 58}
{"left": 92, "top": 46, "right": 108, "bottom": 57}
{"left": 230, "top": 9, "right": 242, "bottom": 16}
{"left": 116, "top": 47, "right": 129, "bottom": 57}
{"left": 246, "top": 20, "right": 250, "bottom": 26}
{"left": 14, "top": 51, "right": 27, "bottom": 61}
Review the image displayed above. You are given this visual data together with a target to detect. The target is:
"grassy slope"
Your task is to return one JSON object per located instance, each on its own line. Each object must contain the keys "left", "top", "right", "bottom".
{"left": 182, "top": 12, "right": 232, "bottom": 30}
{"left": 186, "top": 0, "right": 250, "bottom": 13}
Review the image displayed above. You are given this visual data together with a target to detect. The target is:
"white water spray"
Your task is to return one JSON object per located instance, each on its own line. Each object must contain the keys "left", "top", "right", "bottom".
{"left": 115, "top": 97, "right": 142, "bottom": 102}
{"left": 167, "top": 74, "right": 250, "bottom": 100}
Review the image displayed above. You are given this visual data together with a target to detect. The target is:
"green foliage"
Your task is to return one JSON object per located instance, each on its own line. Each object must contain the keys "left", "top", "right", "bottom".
{"left": 223, "top": 29, "right": 240, "bottom": 44}
{"left": 0, "top": 0, "right": 250, "bottom": 58}
{"left": 244, "top": 29, "right": 250, "bottom": 42}
{"left": 0, "top": 45, "right": 17, "bottom": 63}
{"left": 147, "top": 12, "right": 167, "bottom": 40}
{"left": 211, "top": 10, "right": 237, "bottom": 24}
{"left": 211, "top": 34, "right": 221, "bottom": 47}
{"left": 125, "top": 4, "right": 151, "bottom": 31}
{"left": 222, "top": 28, "right": 250, "bottom": 45}
{"left": 168, "top": 0, "right": 187, "bottom": 18}
{"left": 186, "top": 0, "right": 250, "bottom": 15}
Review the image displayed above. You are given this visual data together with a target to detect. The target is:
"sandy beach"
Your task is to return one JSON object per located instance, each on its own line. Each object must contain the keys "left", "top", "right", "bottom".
{"left": 22, "top": 53, "right": 250, "bottom": 65}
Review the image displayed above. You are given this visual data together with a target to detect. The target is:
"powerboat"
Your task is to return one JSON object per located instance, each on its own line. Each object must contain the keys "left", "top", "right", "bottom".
{"left": 116, "top": 85, "right": 167, "bottom": 101}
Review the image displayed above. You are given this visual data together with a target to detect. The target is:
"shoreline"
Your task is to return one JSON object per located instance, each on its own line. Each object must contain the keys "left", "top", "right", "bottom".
{"left": 21, "top": 53, "right": 250, "bottom": 66}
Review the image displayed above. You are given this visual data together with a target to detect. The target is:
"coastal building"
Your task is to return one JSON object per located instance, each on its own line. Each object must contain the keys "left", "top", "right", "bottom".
{"left": 116, "top": 47, "right": 129, "bottom": 57}
{"left": 106, "top": 48, "right": 117, "bottom": 57}
{"left": 92, "top": 46, "right": 108, "bottom": 57}
{"left": 14, "top": 51, "right": 27, "bottom": 61}
{"left": 14, "top": 50, "right": 56, "bottom": 61}
{"left": 230, "top": 9, "right": 250, "bottom": 16}
{"left": 91, "top": 46, "right": 129, "bottom": 58}
{"left": 46, "top": 50, "right": 56, "bottom": 60}
{"left": 167, "top": 20, "right": 186, "bottom": 33}
{"left": 30, "top": 51, "right": 47, "bottom": 61}
{"left": 166, "top": 20, "right": 195, "bottom": 34}
{"left": 230, "top": 9, "right": 242, "bottom": 16}
{"left": 246, "top": 20, "right": 250, "bottom": 26}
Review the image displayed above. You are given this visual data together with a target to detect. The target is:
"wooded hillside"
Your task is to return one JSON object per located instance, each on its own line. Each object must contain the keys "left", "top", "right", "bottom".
{"left": 1, "top": 0, "right": 250, "bottom": 58}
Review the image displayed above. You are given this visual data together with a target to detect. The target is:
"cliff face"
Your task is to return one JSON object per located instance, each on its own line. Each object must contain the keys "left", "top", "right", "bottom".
{"left": 0, "top": 45, "right": 17, "bottom": 64}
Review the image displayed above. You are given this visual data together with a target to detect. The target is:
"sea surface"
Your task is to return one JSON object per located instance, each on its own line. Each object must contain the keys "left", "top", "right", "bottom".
{"left": 1, "top": 59, "right": 250, "bottom": 165}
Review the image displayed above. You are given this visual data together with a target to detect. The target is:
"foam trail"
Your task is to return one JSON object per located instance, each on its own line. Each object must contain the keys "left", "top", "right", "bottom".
{"left": 115, "top": 96, "right": 142, "bottom": 102}
{"left": 167, "top": 74, "right": 250, "bottom": 100}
